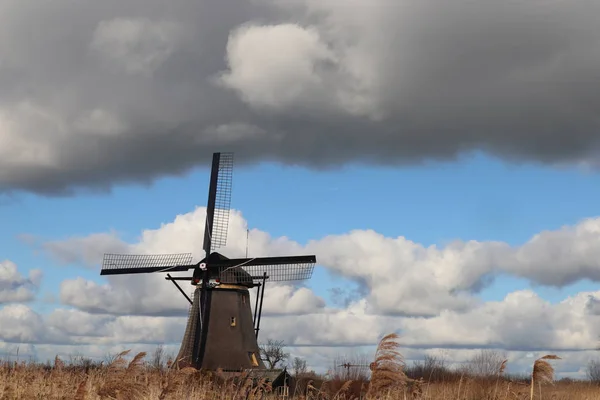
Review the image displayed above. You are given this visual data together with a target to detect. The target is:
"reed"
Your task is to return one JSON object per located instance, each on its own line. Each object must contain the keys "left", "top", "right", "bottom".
{"left": 529, "top": 355, "right": 561, "bottom": 400}
{"left": 0, "top": 344, "right": 596, "bottom": 399}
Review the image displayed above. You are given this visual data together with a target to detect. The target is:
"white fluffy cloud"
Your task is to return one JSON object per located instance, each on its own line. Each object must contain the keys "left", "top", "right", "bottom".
{"left": 1, "top": 292, "right": 598, "bottom": 377}
{"left": 10, "top": 207, "right": 600, "bottom": 376}
{"left": 0, "top": 304, "right": 45, "bottom": 343}
{"left": 41, "top": 207, "right": 600, "bottom": 320}
{"left": 0, "top": 305, "right": 186, "bottom": 346}
{"left": 307, "top": 218, "right": 600, "bottom": 316}
{"left": 396, "top": 290, "right": 600, "bottom": 351}
{"left": 0, "top": 260, "right": 41, "bottom": 303}
{"left": 46, "top": 208, "right": 322, "bottom": 317}
{"left": 218, "top": 24, "right": 352, "bottom": 114}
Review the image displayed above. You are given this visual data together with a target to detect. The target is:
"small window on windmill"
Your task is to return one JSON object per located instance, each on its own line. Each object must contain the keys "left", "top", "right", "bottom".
{"left": 242, "top": 295, "right": 246, "bottom": 304}
{"left": 230, "top": 317, "right": 236, "bottom": 327}
{"left": 249, "top": 352, "right": 259, "bottom": 367}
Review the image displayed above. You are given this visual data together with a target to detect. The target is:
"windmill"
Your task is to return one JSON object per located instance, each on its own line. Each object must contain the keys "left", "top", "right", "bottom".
{"left": 99, "top": 152, "right": 316, "bottom": 371}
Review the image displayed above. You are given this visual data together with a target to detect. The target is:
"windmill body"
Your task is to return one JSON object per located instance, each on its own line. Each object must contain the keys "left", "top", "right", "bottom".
{"left": 100, "top": 153, "right": 316, "bottom": 372}
{"left": 176, "top": 252, "right": 265, "bottom": 370}
{"left": 177, "top": 277, "right": 264, "bottom": 370}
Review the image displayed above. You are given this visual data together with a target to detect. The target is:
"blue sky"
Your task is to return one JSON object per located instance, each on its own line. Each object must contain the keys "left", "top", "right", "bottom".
{"left": 4, "top": 150, "right": 599, "bottom": 314}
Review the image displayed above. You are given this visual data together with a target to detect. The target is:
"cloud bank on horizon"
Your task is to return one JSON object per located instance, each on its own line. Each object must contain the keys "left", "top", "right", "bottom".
{"left": 2, "top": 0, "right": 600, "bottom": 194}
{"left": 15, "top": 208, "right": 600, "bottom": 350}
{"left": 3, "top": 207, "right": 600, "bottom": 376}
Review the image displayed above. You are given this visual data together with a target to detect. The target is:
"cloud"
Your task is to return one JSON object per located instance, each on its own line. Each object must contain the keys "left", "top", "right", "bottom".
{"left": 90, "top": 17, "right": 188, "bottom": 77}
{"left": 503, "top": 218, "right": 600, "bottom": 285}
{"left": 0, "top": 304, "right": 45, "bottom": 343}
{"left": 395, "top": 290, "right": 600, "bottom": 351}
{"left": 0, "top": 260, "right": 42, "bottom": 303}
{"left": 308, "top": 232, "right": 492, "bottom": 316}
{"left": 45, "top": 207, "right": 322, "bottom": 316}
{"left": 59, "top": 277, "right": 190, "bottom": 317}
{"left": 12, "top": 208, "right": 600, "bottom": 377}
{"left": 37, "top": 207, "right": 600, "bottom": 317}
{"left": 2, "top": 0, "right": 600, "bottom": 194}
{"left": 218, "top": 24, "right": 340, "bottom": 113}
{"left": 257, "top": 289, "right": 600, "bottom": 352}
{"left": 43, "top": 233, "right": 128, "bottom": 267}
{"left": 0, "top": 304, "right": 187, "bottom": 346}
{"left": 2, "top": 289, "right": 600, "bottom": 379}
{"left": 11, "top": 205, "right": 600, "bottom": 376}
{"left": 308, "top": 217, "right": 600, "bottom": 316}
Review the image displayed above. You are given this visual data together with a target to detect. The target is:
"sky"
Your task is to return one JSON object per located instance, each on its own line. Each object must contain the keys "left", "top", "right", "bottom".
{"left": 2, "top": 0, "right": 600, "bottom": 379}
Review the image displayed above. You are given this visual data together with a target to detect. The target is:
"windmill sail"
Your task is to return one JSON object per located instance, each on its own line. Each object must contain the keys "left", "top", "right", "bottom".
{"left": 98, "top": 151, "right": 317, "bottom": 372}
{"left": 203, "top": 152, "right": 233, "bottom": 255}
{"left": 100, "top": 253, "right": 195, "bottom": 275}
{"left": 212, "top": 255, "right": 316, "bottom": 282}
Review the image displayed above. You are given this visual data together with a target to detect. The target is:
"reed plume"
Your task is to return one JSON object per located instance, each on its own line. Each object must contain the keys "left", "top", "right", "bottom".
{"left": 74, "top": 378, "right": 87, "bottom": 400}
{"left": 158, "top": 366, "right": 196, "bottom": 400}
{"left": 126, "top": 351, "right": 147, "bottom": 373}
{"left": 530, "top": 354, "right": 561, "bottom": 400}
{"left": 53, "top": 355, "right": 64, "bottom": 371}
{"left": 333, "top": 379, "right": 353, "bottom": 399}
{"left": 3, "top": 350, "right": 600, "bottom": 400}
{"left": 97, "top": 350, "right": 149, "bottom": 400}
{"left": 493, "top": 358, "right": 509, "bottom": 399}
{"left": 107, "top": 350, "right": 131, "bottom": 372}
{"left": 366, "top": 333, "right": 407, "bottom": 398}
{"left": 499, "top": 359, "right": 508, "bottom": 375}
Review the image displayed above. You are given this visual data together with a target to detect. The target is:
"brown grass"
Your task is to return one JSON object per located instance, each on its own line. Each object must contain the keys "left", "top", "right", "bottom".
{"left": 0, "top": 344, "right": 597, "bottom": 400}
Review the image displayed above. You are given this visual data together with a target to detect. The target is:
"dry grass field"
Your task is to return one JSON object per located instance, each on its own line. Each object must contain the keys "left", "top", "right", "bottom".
{"left": 0, "top": 363, "right": 599, "bottom": 400}
{"left": 1, "top": 335, "right": 598, "bottom": 400}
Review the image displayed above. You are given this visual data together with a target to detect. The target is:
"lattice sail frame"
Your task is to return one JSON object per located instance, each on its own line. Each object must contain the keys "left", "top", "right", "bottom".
{"left": 101, "top": 253, "right": 194, "bottom": 275}
{"left": 210, "top": 152, "right": 233, "bottom": 252}
{"left": 217, "top": 262, "right": 315, "bottom": 284}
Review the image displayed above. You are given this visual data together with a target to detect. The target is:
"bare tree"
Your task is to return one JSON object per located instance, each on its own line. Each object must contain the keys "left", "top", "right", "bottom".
{"left": 69, "top": 351, "right": 97, "bottom": 371}
{"left": 467, "top": 349, "right": 507, "bottom": 378}
{"left": 259, "top": 339, "right": 289, "bottom": 369}
{"left": 292, "top": 357, "right": 307, "bottom": 376}
{"left": 586, "top": 359, "right": 600, "bottom": 384}
{"left": 409, "top": 355, "right": 451, "bottom": 382}
{"left": 151, "top": 345, "right": 166, "bottom": 371}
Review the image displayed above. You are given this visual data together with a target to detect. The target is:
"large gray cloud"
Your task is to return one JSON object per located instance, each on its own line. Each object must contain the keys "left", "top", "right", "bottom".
{"left": 1, "top": 0, "right": 600, "bottom": 194}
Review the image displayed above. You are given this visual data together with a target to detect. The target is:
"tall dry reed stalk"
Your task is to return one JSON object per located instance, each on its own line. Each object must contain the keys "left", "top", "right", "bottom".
{"left": 366, "top": 333, "right": 408, "bottom": 398}
{"left": 97, "top": 350, "right": 149, "bottom": 399}
{"left": 1, "top": 356, "right": 599, "bottom": 400}
{"left": 492, "top": 358, "right": 508, "bottom": 399}
{"left": 530, "top": 354, "right": 561, "bottom": 400}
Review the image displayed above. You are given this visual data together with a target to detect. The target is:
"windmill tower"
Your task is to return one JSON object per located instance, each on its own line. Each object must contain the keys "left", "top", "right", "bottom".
{"left": 99, "top": 152, "right": 316, "bottom": 371}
